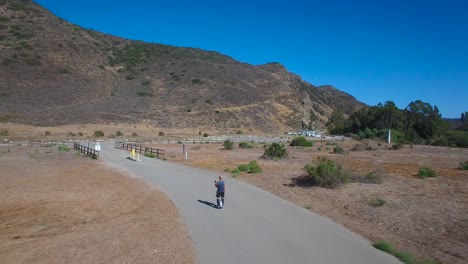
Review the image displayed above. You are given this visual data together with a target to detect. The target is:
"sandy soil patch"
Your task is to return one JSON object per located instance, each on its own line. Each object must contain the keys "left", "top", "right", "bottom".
{"left": 0, "top": 145, "right": 195, "bottom": 264}
{"left": 156, "top": 140, "right": 468, "bottom": 264}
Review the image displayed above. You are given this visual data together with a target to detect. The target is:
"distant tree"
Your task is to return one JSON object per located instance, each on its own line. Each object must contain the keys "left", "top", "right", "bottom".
{"left": 348, "top": 101, "right": 404, "bottom": 133}
{"left": 326, "top": 109, "right": 347, "bottom": 134}
{"left": 459, "top": 111, "right": 468, "bottom": 132}
{"left": 404, "top": 100, "right": 448, "bottom": 139}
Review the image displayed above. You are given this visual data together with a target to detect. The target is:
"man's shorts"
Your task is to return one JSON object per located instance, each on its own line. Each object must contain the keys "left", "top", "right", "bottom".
{"left": 216, "top": 192, "right": 225, "bottom": 198}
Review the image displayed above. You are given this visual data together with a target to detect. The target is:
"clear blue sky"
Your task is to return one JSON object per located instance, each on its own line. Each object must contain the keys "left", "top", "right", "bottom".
{"left": 35, "top": 0, "right": 467, "bottom": 118}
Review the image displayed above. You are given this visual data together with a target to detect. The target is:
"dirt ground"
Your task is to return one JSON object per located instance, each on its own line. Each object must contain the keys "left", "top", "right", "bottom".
{"left": 157, "top": 139, "right": 468, "bottom": 264}
{"left": 1, "top": 122, "right": 467, "bottom": 263}
{"left": 0, "top": 144, "right": 195, "bottom": 264}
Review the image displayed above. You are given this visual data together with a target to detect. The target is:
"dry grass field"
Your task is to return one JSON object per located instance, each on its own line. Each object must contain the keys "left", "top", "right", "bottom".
{"left": 1, "top": 123, "right": 467, "bottom": 263}
{"left": 156, "top": 139, "right": 468, "bottom": 264}
{"left": 0, "top": 144, "right": 194, "bottom": 264}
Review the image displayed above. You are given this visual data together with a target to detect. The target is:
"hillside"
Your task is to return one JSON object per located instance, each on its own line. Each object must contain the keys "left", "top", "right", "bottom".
{"left": 0, "top": 0, "right": 365, "bottom": 132}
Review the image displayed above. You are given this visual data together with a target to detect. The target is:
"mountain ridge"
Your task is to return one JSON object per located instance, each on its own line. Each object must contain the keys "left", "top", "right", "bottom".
{"left": 0, "top": 0, "right": 365, "bottom": 132}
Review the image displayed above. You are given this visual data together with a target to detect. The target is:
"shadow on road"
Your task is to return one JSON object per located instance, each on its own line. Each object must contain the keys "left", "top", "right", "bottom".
{"left": 197, "top": 199, "right": 219, "bottom": 209}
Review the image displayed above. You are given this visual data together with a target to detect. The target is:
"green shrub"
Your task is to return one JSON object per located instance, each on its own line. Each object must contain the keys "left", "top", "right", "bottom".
{"left": 420, "top": 258, "right": 440, "bottom": 264}
{"left": 77, "top": 132, "right": 83, "bottom": 136}
{"left": 158, "top": 131, "right": 165, "bottom": 136}
{"left": 132, "top": 132, "right": 138, "bottom": 137}
{"left": 431, "top": 137, "right": 448, "bottom": 146}
{"left": 203, "top": 133, "right": 208, "bottom": 137}
{"left": 45, "top": 131, "right": 51, "bottom": 136}
{"left": 144, "top": 153, "right": 156, "bottom": 158}
{"left": 239, "top": 142, "right": 253, "bottom": 149}
{"left": 18, "top": 41, "right": 32, "bottom": 49}
{"left": 374, "top": 241, "right": 417, "bottom": 263}
{"left": 445, "top": 130, "right": 468, "bottom": 148}
{"left": 67, "top": 132, "right": 76, "bottom": 136}
{"left": 116, "top": 131, "right": 123, "bottom": 136}
{"left": 236, "top": 130, "right": 242, "bottom": 134}
{"left": 394, "top": 251, "right": 416, "bottom": 264}
{"left": 136, "top": 91, "right": 153, "bottom": 97}
{"left": 459, "top": 161, "right": 468, "bottom": 170}
{"left": 1, "top": 58, "right": 13, "bottom": 67}
{"left": 238, "top": 164, "right": 250, "bottom": 172}
{"left": 333, "top": 145, "right": 345, "bottom": 154}
{"left": 290, "top": 136, "right": 313, "bottom": 147}
{"left": 192, "top": 78, "right": 201, "bottom": 84}
{"left": 142, "top": 80, "right": 151, "bottom": 85}
{"left": 373, "top": 241, "right": 395, "bottom": 254}
{"left": 0, "top": 129, "right": 8, "bottom": 136}
{"left": 98, "top": 64, "right": 105, "bottom": 70}
{"left": 57, "top": 145, "right": 70, "bottom": 152}
{"left": 392, "top": 143, "right": 404, "bottom": 150}
{"left": 304, "top": 157, "right": 349, "bottom": 188}
{"left": 230, "top": 168, "right": 240, "bottom": 174}
{"left": 263, "top": 143, "right": 287, "bottom": 159}
{"left": 93, "top": 130, "right": 104, "bottom": 137}
{"left": 59, "top": 68, "right": 70, "bottom": 74}
{"left": 24, "top": 58, "right": 41, "bottom": 66}
{"left": 248, "top": 160, "right": 262, "bottom": 173}
{"left": 364, "top": 172, "right": 383, "bottom": 184}
{"left": 7, "top": 3, "right": 29, "bottom": 11}
{"left": 369, "top": 198, "right": 386, "bottom": 207}
{"left": 363, "top": 127, "right": 375, "bottom": 138}
{"left": 223, "top": 139, "right": 234, "bottom": 150}
{"left": 418, "top": 166, "right": 436, "bottom": 178}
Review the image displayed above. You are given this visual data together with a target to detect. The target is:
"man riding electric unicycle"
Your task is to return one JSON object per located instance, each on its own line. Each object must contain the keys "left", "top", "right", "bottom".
{"left": 214, "top": 176, "right": 225, "bottom": 209}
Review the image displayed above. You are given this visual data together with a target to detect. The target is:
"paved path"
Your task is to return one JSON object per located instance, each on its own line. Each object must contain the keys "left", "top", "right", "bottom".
{"left": 98, "top": 142, "right": 400, "bottom": 264}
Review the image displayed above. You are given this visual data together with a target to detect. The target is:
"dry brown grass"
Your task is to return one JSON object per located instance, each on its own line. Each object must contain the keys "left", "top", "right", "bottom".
{"left": 0, "top": 145, "right": 195, "bottom": 264}
{"left": 157, "top": 139, "right": 468, "bottom": 264}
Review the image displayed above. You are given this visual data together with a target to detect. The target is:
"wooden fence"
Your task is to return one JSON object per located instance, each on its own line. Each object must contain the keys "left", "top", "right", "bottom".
{"left": 115, "top": 142, "right": 165, "bottom": 159}
{"left": 73, "top": 142, "right": 99, "bottom": 159}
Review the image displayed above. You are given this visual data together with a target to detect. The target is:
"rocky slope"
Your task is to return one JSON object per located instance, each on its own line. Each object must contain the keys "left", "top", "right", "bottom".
{"left": 0, "top": 0, "right": 364, "bottom": 132}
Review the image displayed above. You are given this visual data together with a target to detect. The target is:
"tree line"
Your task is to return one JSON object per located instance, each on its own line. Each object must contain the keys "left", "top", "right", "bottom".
{"left": 326, "top": 100, "right": 468, "bottom": 147}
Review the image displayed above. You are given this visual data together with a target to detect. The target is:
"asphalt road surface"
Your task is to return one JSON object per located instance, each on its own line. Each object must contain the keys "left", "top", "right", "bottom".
{"left": 98, "top": 142, "right": 401, "bottom": 264}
